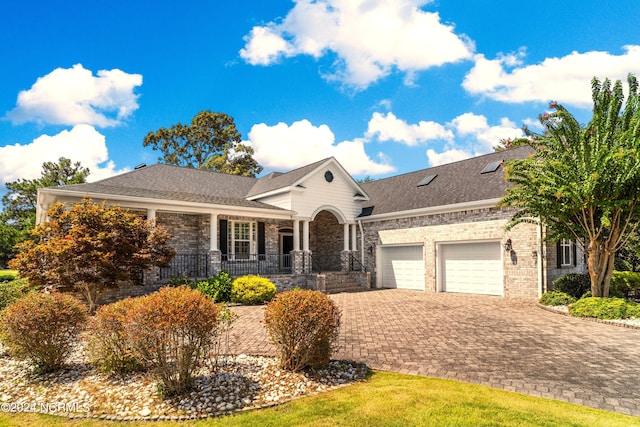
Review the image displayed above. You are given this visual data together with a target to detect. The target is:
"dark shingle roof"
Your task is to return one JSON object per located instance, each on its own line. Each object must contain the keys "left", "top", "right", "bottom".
{"left": 53, "top": 164, "right": 285, "bottom": 210}
{"left": 359, "top": 146, "right": 534, "bottom": 217}
{"left": 246, "top": 158, "right": 330, "bottom": 198}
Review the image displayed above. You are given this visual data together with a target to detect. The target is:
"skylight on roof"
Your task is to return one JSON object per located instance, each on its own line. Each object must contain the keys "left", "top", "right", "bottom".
{"left": 481, "top": 161, "right": 502, "bottom": 174}
{"left": 417, "top": 174, "right": 437, "bottom": 187}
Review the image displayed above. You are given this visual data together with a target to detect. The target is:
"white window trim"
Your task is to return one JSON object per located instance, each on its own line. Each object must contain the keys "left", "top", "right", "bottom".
{"left": 560, "top": 238, "right": 573, "bottom": 267}
{"left": 228, "top": 220, "right": 257, "bottom": 260}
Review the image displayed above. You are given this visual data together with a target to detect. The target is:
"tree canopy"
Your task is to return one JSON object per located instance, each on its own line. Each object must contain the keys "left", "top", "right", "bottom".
{"left": 501, "top": 74, "right": 640, "bottom": 297}
{"left": 0, "top": 157, "right": 89, "bottom": 267}
{"left": 9, "top": 198, "right": 175, "bottom": 312}
{"left": 143, "top": 110, "right": 263, "bottom": 177}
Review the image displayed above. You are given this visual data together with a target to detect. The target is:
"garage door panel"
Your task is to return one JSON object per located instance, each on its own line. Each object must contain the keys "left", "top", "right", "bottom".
{"left": 441, "top": 242, "right": 503, "bottom": 296}
{"left": 381, "top": 246, "right": 425, "bottom": 290}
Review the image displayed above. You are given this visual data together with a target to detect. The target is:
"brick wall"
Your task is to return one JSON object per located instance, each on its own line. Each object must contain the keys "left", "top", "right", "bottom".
{"left": 360, "top": 207, "right": 541, "bottom": 299}
{"left": 309, "top": 210, "right": 343, "bottom": 271}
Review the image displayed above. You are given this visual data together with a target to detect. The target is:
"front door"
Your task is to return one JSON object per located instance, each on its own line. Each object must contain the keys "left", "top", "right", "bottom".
{"left": 280, "top": 233, "right": 294, "bottom": 271}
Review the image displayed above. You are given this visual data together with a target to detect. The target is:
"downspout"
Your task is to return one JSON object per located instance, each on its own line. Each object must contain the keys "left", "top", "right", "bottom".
{"left": 357, "top": 219, "right": 365, "bottom": 271}
{"left": 538, "top": 221, "right": 545, "bottom": 298}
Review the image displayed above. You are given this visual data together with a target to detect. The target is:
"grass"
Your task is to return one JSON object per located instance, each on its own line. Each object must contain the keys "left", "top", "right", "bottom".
{"left": 0, "top": 371, "right": 638, "bottom": 427}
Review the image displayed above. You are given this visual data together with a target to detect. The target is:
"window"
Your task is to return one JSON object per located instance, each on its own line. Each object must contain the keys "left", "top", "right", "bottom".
{"left": 559, "top": 239, "right": 574, "bottom": 267}
{"left": 481, "top": 160, "right": 502, "bottom": 174}
{"left": 228, "top": 221, "right": 256, "bottom": 259}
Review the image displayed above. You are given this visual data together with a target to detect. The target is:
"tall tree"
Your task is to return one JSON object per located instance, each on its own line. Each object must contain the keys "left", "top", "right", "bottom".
{"left": 501, "top": 74, "right": 640, "bottom": 297}
{"left": 10, "top": 198, "right": 175, "bottom": 312}
{"left": 143, "top": 110, "right": 263, "bottom": 177}
{"left": 0, "top": 157, "right": 89, "bottom": 267}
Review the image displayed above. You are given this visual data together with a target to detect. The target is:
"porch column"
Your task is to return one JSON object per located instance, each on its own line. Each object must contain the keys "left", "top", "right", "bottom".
{"left": 147, "top": 208, "right": 156, "bottom": 225}
{"left": 351, "top": 223, "right": 357, "bottom": 251}
{"left": 343, "top": 223, "right": 349, "bottom": 251}
{"left": 209, "top": 213, "right": 218, "bottom": 251}
{"left": 209, "top": 212, "right": 221, "bottom": 275}
{"left": 293, "top": 219, "right": 300, "bottom": 251}
{"left": 303, "top": 220, "right": 310, "bottom": 251}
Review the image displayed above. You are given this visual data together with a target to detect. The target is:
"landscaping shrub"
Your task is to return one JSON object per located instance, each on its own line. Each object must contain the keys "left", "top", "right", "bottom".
{"left": 553, "top": 273, "right": 591, "bottom": 299}
{"left": 231, "top": 275, "right": 276, "bottom": 305}
{"left": 569, "top": 297, "right": 640, "bottom": 320}
{"left": 196, "top": 271, "right": 233, "bottom": 302}
{"left": 125, "top": 286, "right": 220, "bottom": 395}
{"left": 264, "top": 289, "right": 341, "bottom": 372}
{"left": 539, "top": 290, "right": 576, "bottom": 306}
{"left": 610, "top": 271, "right": 640, "bottom": 299}
{"left": 0, "top": 271, "right": 17, "bottom": 283}
{"left": 166, "top": 276, "right": 197, "bottom": 288}
{"left": 86, "top": 297, "right": 144, "bottom": 374}
{"left": 0, "top": 278, "right": 29, "bottom": 312}
{"left": 0, "top": 292, "right": 86, "bottom": 372}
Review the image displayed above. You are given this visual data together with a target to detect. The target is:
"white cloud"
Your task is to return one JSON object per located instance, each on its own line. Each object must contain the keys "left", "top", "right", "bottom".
{"left": 426, "top": 148, "right": 470, "bottom": 166}
{"left": 463, "top": 45, "right": 640, "bottom": 107}
{"left": 240, "top": 0, "right": 474, "bottom": 89}
{"left": 5, "top": 64, "right": 142, "bottom": 127}
{"left": 0, "top": 125, "right": 128, "bottom": 184}
{"left": 247, "top": 119, "right": 394, "bottom": 175}
{"left": 449, "top": 112, "right": 522, "bottom": 152}
{"left": 366, "top": 112, "right": 453, "bottom": 146}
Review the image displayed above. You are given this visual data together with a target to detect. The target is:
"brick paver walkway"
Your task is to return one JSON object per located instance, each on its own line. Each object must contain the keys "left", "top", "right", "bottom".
{"left": 229, "top": 289, "right": 640, "bottom": 417}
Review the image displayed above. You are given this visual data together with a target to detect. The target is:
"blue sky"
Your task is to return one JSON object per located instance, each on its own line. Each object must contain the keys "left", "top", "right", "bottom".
{"left": 1, "top": 0, "right": 640, "bottom": 188}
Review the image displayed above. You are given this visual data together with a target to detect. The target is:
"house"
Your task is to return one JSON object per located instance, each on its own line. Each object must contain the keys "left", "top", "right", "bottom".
{"left": 36, "top": 146, "right": 585, "bottom": 300}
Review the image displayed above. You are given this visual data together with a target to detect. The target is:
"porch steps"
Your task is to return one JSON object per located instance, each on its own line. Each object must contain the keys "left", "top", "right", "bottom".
{"left": 322, "top": 271, "right": 368, "bottom": 294}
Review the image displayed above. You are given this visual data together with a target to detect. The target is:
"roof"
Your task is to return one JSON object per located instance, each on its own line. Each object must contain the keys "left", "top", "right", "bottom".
{"left": 50, "top": 164, "right": 284, "bottom": 210}
{"left": 358, "top": 146, "right": 535, "bottom": 217}
{"left": 246, "top": 158, "right": 330, "bottom": 198}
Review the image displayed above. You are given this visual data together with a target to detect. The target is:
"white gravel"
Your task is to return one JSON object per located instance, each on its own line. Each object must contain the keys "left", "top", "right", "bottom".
{"left": 0, "top": 344, "right": 367, "bottom": 421}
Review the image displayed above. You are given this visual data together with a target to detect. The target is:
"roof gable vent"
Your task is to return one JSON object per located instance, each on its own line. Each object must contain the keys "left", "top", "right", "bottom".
{"left": 481, "top": 160, "right": 502, "bottom": 174}
{"left": 417, "top": 174, "right": 437, "bottom": 187}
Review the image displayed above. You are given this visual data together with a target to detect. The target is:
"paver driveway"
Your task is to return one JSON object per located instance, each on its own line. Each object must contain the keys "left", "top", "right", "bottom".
{"left": 229, "top": 289, "right": 640, "bottom": 417}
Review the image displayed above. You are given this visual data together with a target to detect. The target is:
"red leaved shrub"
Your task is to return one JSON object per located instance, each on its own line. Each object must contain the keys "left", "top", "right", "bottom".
{"left": 1, "top": 291, "right": 86, "bottom": 372}
{"left": 264, "top": 289, "right": 341, "bottom": 372}
{"left": 125, "top": 286, "right": 221, "bottom": 395}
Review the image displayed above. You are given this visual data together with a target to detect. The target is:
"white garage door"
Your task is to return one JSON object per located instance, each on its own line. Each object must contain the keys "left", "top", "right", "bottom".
{"left": 440, "top": 242, "right": 503, "bottom": 295}
{"left": 381, "top": 245, "right": 425, "bottom": 290}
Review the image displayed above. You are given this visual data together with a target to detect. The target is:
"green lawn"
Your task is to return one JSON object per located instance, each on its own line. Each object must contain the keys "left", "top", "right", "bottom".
{"left": 0, "top": 371, "right": 637, "bottom": 427}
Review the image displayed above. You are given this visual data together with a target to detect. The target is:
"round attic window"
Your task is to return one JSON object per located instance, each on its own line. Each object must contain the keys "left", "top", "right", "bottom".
{"left": 324, "top": 171, "right": 334, "bottom": 182}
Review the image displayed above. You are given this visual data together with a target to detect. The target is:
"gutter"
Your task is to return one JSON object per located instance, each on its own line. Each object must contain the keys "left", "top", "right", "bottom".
{"left": 357, "top": 219, "right": 365, "bottom": 271}
{"left": 358, "top": 198, "right": 502, "bottom": 222}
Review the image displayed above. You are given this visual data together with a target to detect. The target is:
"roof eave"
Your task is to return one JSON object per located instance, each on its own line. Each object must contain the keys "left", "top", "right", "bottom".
{"left": 39, "top": 187, "right": 297, "bottom": 219}
{"left": 358, "top": 198, "right": 503, "bottom": 222}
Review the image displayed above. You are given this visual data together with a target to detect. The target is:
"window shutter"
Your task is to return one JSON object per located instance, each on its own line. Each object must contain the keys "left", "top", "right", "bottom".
{"left": 219, "top": 219, "right": 228, "bottom": 255}
{"left": 556, "top": 241, "right": 562, "bottom": 268}
{"left": 258, "top": 222, "right": 266, "bottom": 257}
{"left": 572, "top": 241, "right": 577, "bottom": 267}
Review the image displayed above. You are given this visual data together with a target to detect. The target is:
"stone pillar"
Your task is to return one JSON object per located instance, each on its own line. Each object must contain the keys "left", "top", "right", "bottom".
{"left": 209, "top": 249, "right": 222, "bottom": 275}
{"left": 291, "top": 250, "right": 304, "bottom": 274}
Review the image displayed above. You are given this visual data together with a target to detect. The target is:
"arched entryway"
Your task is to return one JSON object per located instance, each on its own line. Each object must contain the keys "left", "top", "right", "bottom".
{"left": 310, "top": 209, "right": 344, "bottom": 271}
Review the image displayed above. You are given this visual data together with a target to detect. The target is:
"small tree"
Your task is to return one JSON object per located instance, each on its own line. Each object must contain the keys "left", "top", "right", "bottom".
{"left": 9, "top": 198, "right": 175, "bottom": 311}
{"left": 143, "top": 110, "right": 263, "bottom": 177}
{"left": 502, "top": 74, "right": 640, "bottom": 297}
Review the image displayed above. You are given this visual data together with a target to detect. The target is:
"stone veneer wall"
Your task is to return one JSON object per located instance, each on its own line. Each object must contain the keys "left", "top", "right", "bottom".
{"left": 360, "top": 207, "right": 541, "bottom": 299}
{"left": 309, "top": 210, "right": 343, "bottom": 271}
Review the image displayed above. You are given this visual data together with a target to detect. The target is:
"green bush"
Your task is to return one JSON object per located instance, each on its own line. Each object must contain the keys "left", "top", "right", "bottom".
{"left": 610, "top": 271, "right": 640, "bottom": 298}
{"left": 569, "top": 297, "right": 640, "bottom": 320}
{"left": 0, "top": 271, "right": 17, "bottom": 283}
{"left": 231, "top": 275, "right": 276, "bottom": 305}
{"left": 166, "top": 276, "right": 197, "bottom": 289}
{"left": 86, "top": 297, "right": 144, "bottom": 374}
{"left": 0, "top": 279, "right": 29, "bottom": 312}
{"left": 126, "top": 286, "right": 221, "bottom": 395}
{"left": 539, "top": 290, "right": 576, "bottom": 306}
{"left": 196, "top": 271, "right": 233, "bottom": 302}
{"left": 553, "top": 273, "right": 591, "bottom": 299}
{"left": 264, "top": 289, "right": 341, "bottom": 372}
{"left": 1, "top": 292, "right": 87, "bottom": 372}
